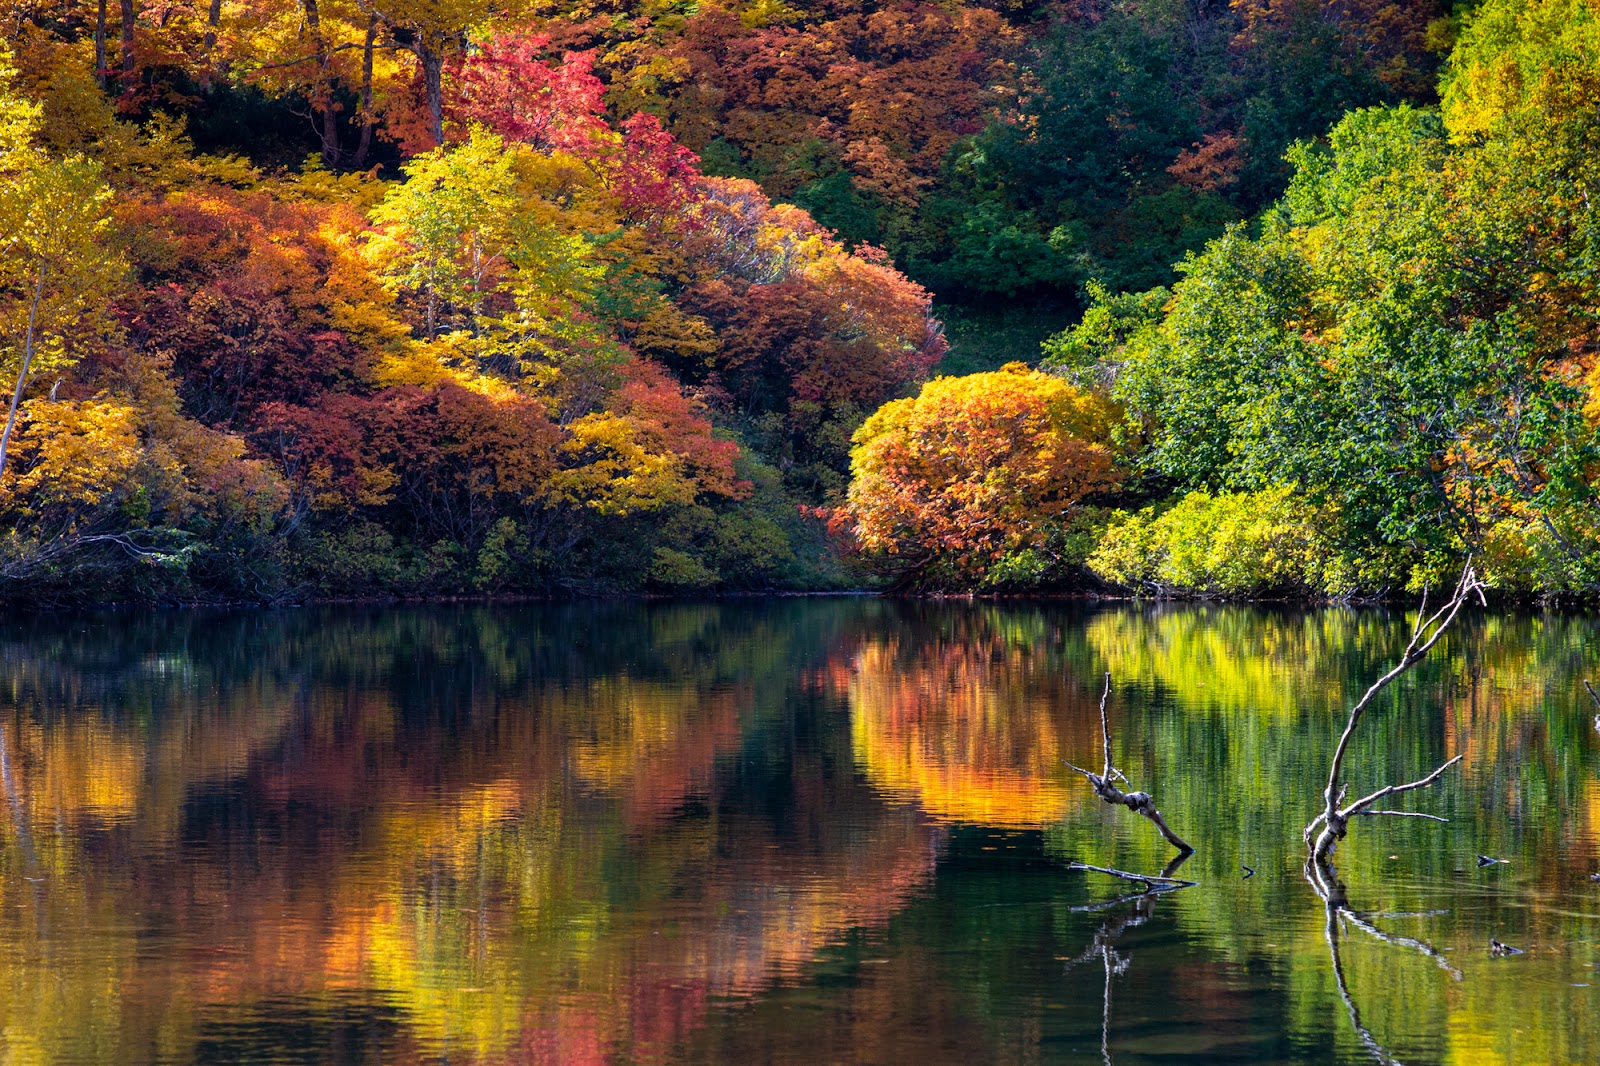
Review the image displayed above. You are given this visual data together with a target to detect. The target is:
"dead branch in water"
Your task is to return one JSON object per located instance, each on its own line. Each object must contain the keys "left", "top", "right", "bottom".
{"left": 1065, "top": 860, "right": 1198, "bottom": 892}
{"left": 1305, "top": 565, "right": 1484, "bottom": 862}
{"left": 1066, "top": 673, "right": 1194, "bottom": 855}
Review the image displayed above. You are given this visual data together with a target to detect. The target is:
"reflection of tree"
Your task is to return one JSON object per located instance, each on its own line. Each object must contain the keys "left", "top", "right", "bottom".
{"left": 0, "top": 601, "right": 944, "bottom": 1064}
{"left": 847, "top": 634, "right": 1101, "bottom": 826}
{"left": 1305, "top": 855, "right": 1461, "bottom": 1066}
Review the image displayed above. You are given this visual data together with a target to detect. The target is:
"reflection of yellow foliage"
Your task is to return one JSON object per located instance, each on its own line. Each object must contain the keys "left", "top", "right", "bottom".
{"left": 847, "top": 641, "right": 1082, "bottom": 827}
{"left": 374, "top": 779, "right": 524, "bottom": 874}
{"left": 5, "top": 719, "right": 143, "bottom": 824}
{"left": 564, "top": 679, "right": 736, "bottom": 789}
{"left": 1086, "top": 608, "right": 1371, "bottom": 718}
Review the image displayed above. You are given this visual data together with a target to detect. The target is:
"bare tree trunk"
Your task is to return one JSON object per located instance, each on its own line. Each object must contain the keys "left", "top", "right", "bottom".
{"left": 0, "top": 271, "right": 46, "bottom": 484}
{"left": 119, "top": 0, "right": 136, "bottom": 86}
{"left": 352, "top": 11, "right": 377, "bottom": 167}
{"left": 1065, "top": 673, "right": 1194, "bottom": 854}
{"left": 94, "top": 0, "right": 108, "bottom": 89}
{"left": 200, "top": 0, "right": 223, "bottom": 92}
{"left": 419, "top": 42, "right": 444, "bottom": 147}
{"left": 302, "top": 0, "right": 340, "bottom": 168}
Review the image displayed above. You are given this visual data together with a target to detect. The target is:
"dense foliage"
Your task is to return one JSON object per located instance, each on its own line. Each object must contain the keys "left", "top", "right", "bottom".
{"left": 845, "top": 363, "right": 1119, "bottom": 589}
{"left": 0, "top": 0, "right": 1593, "bottom": 601}
{"left": 0, "top": 13, "right": 950, "bottom": 600}
{"left": 842, "top": 0, "right": 1600, "bottom": 598}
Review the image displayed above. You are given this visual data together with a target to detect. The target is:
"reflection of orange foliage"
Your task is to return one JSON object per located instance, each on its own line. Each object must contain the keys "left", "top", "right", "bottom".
{"left": 847, "top": 639, "right": 1088, "bottom": 827}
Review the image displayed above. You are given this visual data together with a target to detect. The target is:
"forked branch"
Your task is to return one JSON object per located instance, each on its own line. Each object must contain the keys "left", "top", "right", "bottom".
{"left": 1305, "top": 565, "right": 1483, "bottom": 862}
{"left": 1066, "top": 673, "right": 1193, "bottom": 855}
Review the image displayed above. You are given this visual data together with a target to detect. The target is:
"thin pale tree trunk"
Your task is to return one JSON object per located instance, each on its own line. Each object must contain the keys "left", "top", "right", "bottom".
{"left": 0, "top": 270, "right": 47, "bottom": 484}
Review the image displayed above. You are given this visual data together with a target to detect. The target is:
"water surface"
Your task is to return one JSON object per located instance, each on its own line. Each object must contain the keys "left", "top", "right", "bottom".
{"left": 0, "top": 600, "right": 1595, "bottom": 1064}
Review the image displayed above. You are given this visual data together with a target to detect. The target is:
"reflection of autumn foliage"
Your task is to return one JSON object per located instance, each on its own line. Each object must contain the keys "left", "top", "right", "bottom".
{"left": 0, "top": 615, "right": 940, "bottom": 1065}
{"left": 847, "top": 636, "right": 1092, "bottom": 827}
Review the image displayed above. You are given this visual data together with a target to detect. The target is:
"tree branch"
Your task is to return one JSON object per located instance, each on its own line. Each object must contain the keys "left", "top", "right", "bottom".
{"left": 1066, "top": 672, "right": 1192, "bottom": 854}
{"left": 1307, "top": 564, "right": 1480, "bottom": 861}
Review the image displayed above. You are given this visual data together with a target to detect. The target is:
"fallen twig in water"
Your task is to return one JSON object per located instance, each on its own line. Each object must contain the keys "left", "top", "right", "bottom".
{"left": 1066, "top": 673, "right": 1193, "bottom": 855}
{"left": 1062, "top": 854, "right": 1192, "bottom": 1065}
{"left": 1066, "top": 860, "right": 1198, "bottom": 890}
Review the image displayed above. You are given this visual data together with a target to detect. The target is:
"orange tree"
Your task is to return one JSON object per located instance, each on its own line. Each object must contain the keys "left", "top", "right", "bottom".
{"left": 844, "top": 362, "right": 1121, "bottom": 590}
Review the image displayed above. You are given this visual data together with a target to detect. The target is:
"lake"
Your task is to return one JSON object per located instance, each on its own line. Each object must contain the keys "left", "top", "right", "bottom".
{"left": 0, "top": 600, "right": 1595, "bottom": 1064}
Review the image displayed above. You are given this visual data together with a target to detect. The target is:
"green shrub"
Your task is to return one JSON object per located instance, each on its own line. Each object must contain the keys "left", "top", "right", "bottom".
{"left": 1089, "top": 487, "right": 1334, "bottom": 596}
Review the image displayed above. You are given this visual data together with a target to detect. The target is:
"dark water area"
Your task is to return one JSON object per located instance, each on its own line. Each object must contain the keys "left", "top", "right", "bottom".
{"left": 0, "top": 600, "right": 1596, "bottom": 1064}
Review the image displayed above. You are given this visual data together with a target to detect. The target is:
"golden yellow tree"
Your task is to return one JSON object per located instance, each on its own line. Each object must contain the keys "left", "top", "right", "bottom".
{"left": 0, "top": 50, "right": 125, "bottom": 483}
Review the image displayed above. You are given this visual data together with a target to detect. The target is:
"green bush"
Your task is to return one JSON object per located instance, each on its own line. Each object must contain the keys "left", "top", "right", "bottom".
{"left": 1089, "top": 487, "right": 1334, "bottom": 596}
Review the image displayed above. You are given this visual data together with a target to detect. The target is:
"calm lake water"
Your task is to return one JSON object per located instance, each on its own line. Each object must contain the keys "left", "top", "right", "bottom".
{"left": 0, "top": 600, "right": 1596, "bottom": 1065}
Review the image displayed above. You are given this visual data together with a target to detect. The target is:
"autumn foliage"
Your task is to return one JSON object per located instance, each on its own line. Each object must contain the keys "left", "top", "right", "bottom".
{"left": 0, "top": 18, "right": 949, "bottom": 599}
{"left": 846, "top": 363, "right": 1120, "bottom": 587}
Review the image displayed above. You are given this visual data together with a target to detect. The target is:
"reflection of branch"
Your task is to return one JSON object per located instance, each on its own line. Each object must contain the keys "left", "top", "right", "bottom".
{"left": 1066, "top": 673, "right": 1193, "bottom": 854}
{"left": 1306, "top": 565, "right": 1483, "bottom": 861}
{"left": 1338, "top": 908, "right": 1461, "bottom": 981}
{"left": 1583, "top": 680, "right": 1600, "bottom": 735}
{"left": 1306, "top": 854, "right": 1461, "bottom": 1065}
{"left": 1063, "top": 854, "right": 1192, "bottom": 1065}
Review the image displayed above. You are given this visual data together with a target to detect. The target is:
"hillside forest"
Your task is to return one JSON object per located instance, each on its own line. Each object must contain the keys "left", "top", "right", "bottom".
{"left": 0, "top": 0, "right": 1596, "bottom": 601}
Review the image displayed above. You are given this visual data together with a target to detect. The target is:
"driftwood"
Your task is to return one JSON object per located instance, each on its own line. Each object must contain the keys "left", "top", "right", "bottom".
{"left": 1304, "top": 565, "right": 1485, "bottom": 862}
{"left": 1306, "top": 853, "right": 1461, "bottom": 1065}
{"left": 1065, "top": 860, "right": 1197, "bottom": 893}
{"left": 1066, "top": 673, "right": 1194, "bottom": 855}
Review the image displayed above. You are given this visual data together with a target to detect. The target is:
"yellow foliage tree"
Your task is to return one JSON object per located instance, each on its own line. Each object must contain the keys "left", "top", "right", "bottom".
{"left": 0, "top": 48, "right": 125, "bottom": 485}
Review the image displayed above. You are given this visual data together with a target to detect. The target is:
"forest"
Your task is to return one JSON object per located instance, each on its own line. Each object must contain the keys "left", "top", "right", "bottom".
{"left": 0, "top": 0, "right": 1594, "bottom": 602}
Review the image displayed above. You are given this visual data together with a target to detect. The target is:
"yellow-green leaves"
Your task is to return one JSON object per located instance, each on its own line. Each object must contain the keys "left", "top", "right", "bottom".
{"left": 0, "top": 60, "right": 125, "bottom": 480}
{"left": 369, "top": 127, "right": 521, "bottom": 339}
{"left": 1441, "top": 0, "right": 1600, "bottom": 141}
